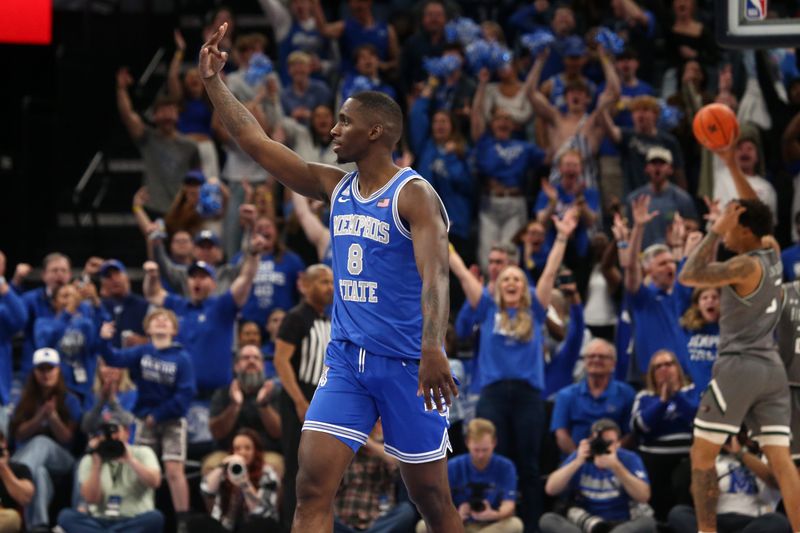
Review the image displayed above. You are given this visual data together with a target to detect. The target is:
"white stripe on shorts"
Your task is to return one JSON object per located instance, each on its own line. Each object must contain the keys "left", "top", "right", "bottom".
{"left": 383, "top": 428, "right": 452, "bottom": 464}
{"left": 302, "top": 420, "right": 369, "bottom": 445}
{"left": 709, "top": 379, "right": 727, "bottom": 414}
{"left": 693, "top": 418, "right": 740, "bottom": 435}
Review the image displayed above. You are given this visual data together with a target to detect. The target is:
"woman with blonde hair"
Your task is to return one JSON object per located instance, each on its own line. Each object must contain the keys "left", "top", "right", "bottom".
{"left": 631, "top": 349, "right": 698, "bottom": 521}
{"left": 680, "top": 286, "right": 720, "bottom": 392}
{"left": 450, "top": 208, "right": 577, "bottom": 530}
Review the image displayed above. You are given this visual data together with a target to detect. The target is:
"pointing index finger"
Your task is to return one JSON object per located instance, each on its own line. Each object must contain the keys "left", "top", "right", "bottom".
{"left": 205, "top": 22, "right": 228, "bottom": 48}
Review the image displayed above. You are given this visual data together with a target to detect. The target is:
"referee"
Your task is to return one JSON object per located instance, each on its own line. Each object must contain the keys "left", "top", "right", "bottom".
{"left": 274, "top": 264, "right": 333, "bottom": 526}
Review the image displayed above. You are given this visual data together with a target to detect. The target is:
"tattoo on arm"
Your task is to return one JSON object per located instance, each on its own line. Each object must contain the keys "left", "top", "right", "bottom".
{"left": 691, "top": 467, "right": 719, "bottom": 529}
{"left": 206, "top": 76, "right": 263, "bottom": 139}
{"left": 421, "top": 273, "right": 449, "bottom": 349}
{"left": 682, "top": 234, "right": 756, "bottom": 286}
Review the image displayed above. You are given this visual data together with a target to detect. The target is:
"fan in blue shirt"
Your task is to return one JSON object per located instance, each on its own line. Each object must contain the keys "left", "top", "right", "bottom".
{"left": 409, "top": 91, "right": 474, "bottom": 242}
{"left": 550, "top": 338, "right": 636, "bottom": 455}
{"left": 623, "top": 195, "right": 693, "bottom": 375}
{"left": 0, "top": 277, "right": 26, "bottom": 406}
{"left": 679, "top": 287, "right": 720, "bottom": 392}
{"left": 281, "top": 51, "right": 333, "bottom": 125}
{"left": 144, "top": 235, "right": 265, "bottom": 395}
{"left": 445, "top": 418, "right": 522, "bottom": 531}
{"left": 451, "top": 210, "right": 578, "bottom": 530}
{"left": 541, "top": 419, "right": 654, "bottom": 532}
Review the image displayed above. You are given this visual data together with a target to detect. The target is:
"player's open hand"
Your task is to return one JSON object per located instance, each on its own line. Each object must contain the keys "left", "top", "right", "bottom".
{"left": 199, "top": 23, "right": 229, "bottom": 79}
{"left": 711, "top": 201, "right": 746, "bottom": 235}
{"left": 418, "top": 347, "right": 458, "bottom": 413}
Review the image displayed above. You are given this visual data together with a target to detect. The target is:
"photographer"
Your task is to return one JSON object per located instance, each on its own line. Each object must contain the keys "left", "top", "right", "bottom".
{"left": 416, "top": 418, "right": 522, "bottom": 533}
{"left": 194, "top": 428, "right": 281, "bottom": 533}
{"left": 0, "top": 431, "right": 34, "bottom": 533}
{"left": 57, "top": 413, "right": 163, "bottom": 533}
{"left": 540, "top": 419, "right": 655, "bottom": 533}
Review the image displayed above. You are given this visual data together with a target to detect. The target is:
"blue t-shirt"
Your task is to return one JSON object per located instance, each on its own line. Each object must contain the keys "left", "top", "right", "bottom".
{"left": 474, "top": 134, "right": 544, "bottom": 189}
{"left": 564, "top": 448, "right": 649, "bottom": 521}
{"left": 533, "top": 184, "right": 600, "bottom": 258}
{"left": 235, "top": 251, "right": 305, "bottom": 328}
{"left": 782, "top": 244, "right": 800, "bottom": 281}
{"left": 550, "top": 379, "right": 636, "bottom": 444}
{"left": 471, "top": 289, "right": 546, "bottom": 391}
{"left": 98, "top": 341, "right": 196, "bottom": 422}
{"left": 164, "top": 292, "right": 239, "bottom": 392}
{"left": 101, "top": 294, "right": 150, "bottom": 348}
{"left": 684, "top": 322, "right": 719, "bottom": 392}
{"left": 281, "top": 79, "right": 332, "bottom": 120}
{"left": 628, "top": 282, "right": 692, "bottom": 374}
{"left": 544, "top": 303, "right": 585, "bottom": 398}
{"left": 448, "top": 453, "right": 518, "bottom": 509}
{"left": 0, "top": 288, "right": 26, "bottom": 405}
{"left": 339, "top": 17, "right": 390, "bottom": 75}
{"left": 177, "top": 98, "right": 213, "bottom": 137}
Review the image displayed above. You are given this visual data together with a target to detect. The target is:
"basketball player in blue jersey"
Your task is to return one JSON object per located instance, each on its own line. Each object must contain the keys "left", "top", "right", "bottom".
{"left": 200, "top": 24, "right": 463, "bottom": 533}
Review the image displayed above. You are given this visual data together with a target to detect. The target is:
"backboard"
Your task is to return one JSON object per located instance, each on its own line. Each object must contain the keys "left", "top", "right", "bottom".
{"left": 716, "top": 0, "right": 800, "bottom": 49}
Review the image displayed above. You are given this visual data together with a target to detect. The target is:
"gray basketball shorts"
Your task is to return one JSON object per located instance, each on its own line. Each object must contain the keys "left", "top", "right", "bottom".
{"left": 694, "top": 354, "right": 791, "bottom": 446}
{"left": 791, "top": 386, "right": 800, "bottom": 460}
{"left": 134, "top": 417, "right": 188, "bottom": 462}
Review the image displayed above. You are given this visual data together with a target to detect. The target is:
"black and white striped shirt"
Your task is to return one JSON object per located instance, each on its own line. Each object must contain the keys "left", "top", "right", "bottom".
{"left": 277, "top": 302, "right": 331, "bottom": 389}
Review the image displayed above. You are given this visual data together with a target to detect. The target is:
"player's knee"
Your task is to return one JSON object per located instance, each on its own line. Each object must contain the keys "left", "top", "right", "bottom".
{"left": 295, "top": 466, "right": 334, "bottom": 506}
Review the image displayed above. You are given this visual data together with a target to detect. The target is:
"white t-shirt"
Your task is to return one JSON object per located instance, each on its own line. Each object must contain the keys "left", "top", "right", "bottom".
{"left": 712, "top": 156, "right": 777, "bottom": 224}
{"left": 584, "top": 265, "right": 618, "bottom": 327}
{"left": 716, "top": 454, "right": 780, "bottom": 517}
{"left": 482, "top": 83, "right": 533, "bottom": 126}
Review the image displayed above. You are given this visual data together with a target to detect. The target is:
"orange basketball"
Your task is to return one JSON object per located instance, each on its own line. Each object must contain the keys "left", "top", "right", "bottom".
{"left": 692, "top": 103, "right": 739, "bottom": 151}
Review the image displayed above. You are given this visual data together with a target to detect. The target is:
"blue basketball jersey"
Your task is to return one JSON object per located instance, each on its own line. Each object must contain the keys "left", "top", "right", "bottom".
{"left": 329, "top": 168, "right": 449, "bottom": 360}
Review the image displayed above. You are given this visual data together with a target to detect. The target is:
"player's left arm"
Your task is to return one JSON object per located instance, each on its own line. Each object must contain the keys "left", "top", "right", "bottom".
{"left": 399, "top": 180, "right": 458, "bottom": 412}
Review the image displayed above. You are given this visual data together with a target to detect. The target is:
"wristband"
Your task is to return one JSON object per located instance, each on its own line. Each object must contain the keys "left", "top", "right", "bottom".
{"left": 556, "top": 235, "right": 568, "bottom": 243}
{"left": 616, "top": 241, "right": 629, "bottom": 249}
{"left": 132, "top": 205, "right": 144, "bottom": 213}
{"left": 0, "top": 276, "right": 6, "bottom": 286}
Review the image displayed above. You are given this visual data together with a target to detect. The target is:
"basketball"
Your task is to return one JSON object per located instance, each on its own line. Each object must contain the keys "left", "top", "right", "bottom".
{"left": 692, "top": 103, "right": 739, "bottom": 151}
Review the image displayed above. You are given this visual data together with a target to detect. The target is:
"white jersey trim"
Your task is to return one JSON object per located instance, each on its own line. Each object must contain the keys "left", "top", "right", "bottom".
{"left": 391, "top": 177, "right": 451, "bottom": 240}
{"left": 302, "top": 420, "right": 369, "bottom": 445}
{"left": 352, "top": 167, "right": 410, "bottom": 203}
{"left": 383, "top": 428, "right": 451, "bottom": 464}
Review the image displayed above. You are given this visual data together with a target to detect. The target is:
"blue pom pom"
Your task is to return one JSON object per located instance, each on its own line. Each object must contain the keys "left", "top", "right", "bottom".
{"left": 197, "top": 182, "right": 223, "bottom": 218}
{"left": 244, "top": 53, "right": 274, "bottom": 86}
{"left": 595, "top": 27, "right": 625, "bottom": 55}
{"left": 423, "top": 55, "right": 463, "bottom": 78}
{"left": 466, "top": 39, "right": 513, "bottom": 73}
{"left": 520, "top": 30, "right": 556, "bottom": 56}
{"left": 445, "top": 17, "right": 482, "bottom": 46}
{"left": 658, "top": 100, "right": 683, "bottom": 130}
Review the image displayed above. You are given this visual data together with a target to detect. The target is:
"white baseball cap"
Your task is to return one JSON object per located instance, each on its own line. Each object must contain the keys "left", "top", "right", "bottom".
{"left": 32, "top": 348, "right": 60, "bottom": 367}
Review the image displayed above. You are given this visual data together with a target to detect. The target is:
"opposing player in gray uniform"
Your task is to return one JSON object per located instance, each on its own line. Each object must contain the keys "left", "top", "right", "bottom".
{"left": 679, "top": 198, "right": 800, "bottom": 533}
{"left": 777, "top": 280, "right": 800, "bottom": 464}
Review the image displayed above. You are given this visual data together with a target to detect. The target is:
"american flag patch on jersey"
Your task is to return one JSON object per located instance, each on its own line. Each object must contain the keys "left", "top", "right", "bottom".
{"left": 377, "top": 198, "right": 390, "bottom": 207}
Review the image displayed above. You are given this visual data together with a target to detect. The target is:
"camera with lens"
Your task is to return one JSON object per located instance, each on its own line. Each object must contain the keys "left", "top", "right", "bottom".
{"left": 89, "top": 423, "right": 126, "bottom": 461}
{"left": 566, "top": 506, "right": 611, "bottom": 533}
{"left": 467, "top": 482, "right": 489, "bottom": 512}
{"left": 223, "top": 456, "right": 248, "bottom": 485}
{"left": 589, "top": 435, "right": 611, "bottom": 461}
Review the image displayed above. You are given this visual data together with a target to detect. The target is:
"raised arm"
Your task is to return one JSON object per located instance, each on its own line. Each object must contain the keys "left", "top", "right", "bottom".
{"left": 230, "top": 234, "right": 266, "bottom": 308}
{"left": 311, "top": 0, "right": 345, "bottom": 39}
{"left": 528, "top": 52, "right": 559, "bottom": 125}
{"left": 470, "top": 68, "right": 491, "bottom": 142}
{"left": 624, "top": 195, "right": 658, "bottom": 294}
{"left": 591, "top": 48, "right": 621, "bottom": 119}
{"left": 167, "top": 30, "right": 187, "bottom": 100}
{"left": 116, "top": 68, "right": 145, "bottom": 140}
{"left": 199, "top": 24, "right": 344, "bottom": 200}
{"left": 714, "top": 146, "right": 757, "bottom": 200}
{"left": 448, "top": 245, "right": 483, "bottom": 309}
{"left": 291, "top": 192, "right": 330, "bottom": 261}
{"left": 679, "top": 203, "right": 760, "bottom": 289}
{"left": 142, "top": 261, "right": 167, "bottom": 306}
{"left": 400, "top": 180, "right": 458, "bottom": 413}
{"left": 536, "top": 208, "right": 578, "bottom": 309}
{"left": 599, "top": 109, "right": 622, "bottom": 144}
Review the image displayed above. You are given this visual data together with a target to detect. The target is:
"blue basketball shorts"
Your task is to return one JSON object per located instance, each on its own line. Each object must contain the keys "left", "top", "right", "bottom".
{"left": 302, "top": 339, "right": 452, "bottom": 463}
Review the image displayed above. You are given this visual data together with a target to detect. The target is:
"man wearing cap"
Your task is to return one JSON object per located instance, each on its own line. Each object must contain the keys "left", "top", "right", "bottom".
{"left": 151, "top": 229, "right": 243, "bottom": 297}
{"left": 625, "top": 146, "right": 698, "bottom": 248}
{"left": 57, "top": 412, "right": 164, "bottom": 533}
{"left": 603, "top": 94, "right": 686, "bottom": 194}
{"left": 540, "top": 418, "right": 654, "bottom": 533}
{"left": 99, "top": 259, "right": 149, "bottom": 349}
{"left": 143, "top": 233, "right": 266, "bottom": 397}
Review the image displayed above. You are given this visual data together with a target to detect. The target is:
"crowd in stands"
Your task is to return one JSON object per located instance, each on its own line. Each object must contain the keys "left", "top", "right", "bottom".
{"left": 3, "top": 0, "right": 800, "bottom": 531}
